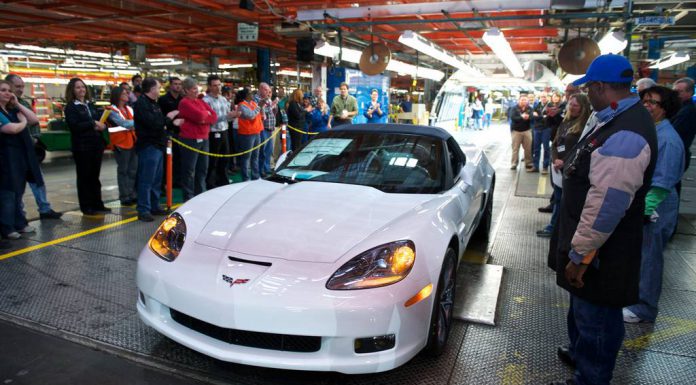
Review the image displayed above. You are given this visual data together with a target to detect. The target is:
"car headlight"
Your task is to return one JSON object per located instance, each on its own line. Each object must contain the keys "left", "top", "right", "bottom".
{"left": 326, "top": 240, "right": 415, "bottom": 290}
{"left": 149, "top": 213, "right": 186, "bottom": 262}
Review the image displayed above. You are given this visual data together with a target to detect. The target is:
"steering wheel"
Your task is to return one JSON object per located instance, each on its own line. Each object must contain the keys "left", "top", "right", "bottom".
{"left": 412, "top": 165, "right": 431, "bottom": 180}
{"left": 364, "top": 151, "right": 383, "bottom": 173}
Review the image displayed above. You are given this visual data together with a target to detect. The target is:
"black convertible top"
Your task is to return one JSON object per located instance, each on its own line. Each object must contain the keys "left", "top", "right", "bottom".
{"left": 332, "top": 123, "right": 453, "bottom": 141}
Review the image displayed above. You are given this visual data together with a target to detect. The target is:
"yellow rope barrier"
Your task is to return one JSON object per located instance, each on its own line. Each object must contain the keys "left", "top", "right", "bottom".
{"left": 170, "top": 126, "right": 281, "bottom": 158}
{"left": 286, "top": 124, "right": 320, "bottom": 135}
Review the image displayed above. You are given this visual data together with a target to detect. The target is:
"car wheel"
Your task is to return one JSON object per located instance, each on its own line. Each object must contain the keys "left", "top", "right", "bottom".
{"left": 423, "top": 248, "right": 457, "bottom": 357}
{"left": 473, "top": 175, "right": 495, "bottom": 240}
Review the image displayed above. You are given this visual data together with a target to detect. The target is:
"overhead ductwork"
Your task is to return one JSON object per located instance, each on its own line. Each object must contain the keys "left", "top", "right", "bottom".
{"left": 297, "top": 0, "right": 626, "bottom": 21}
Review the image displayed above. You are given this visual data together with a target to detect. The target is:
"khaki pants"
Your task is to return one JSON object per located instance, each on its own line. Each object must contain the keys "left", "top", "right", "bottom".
{"left": 272, "top": 127, "right": 284, "bottom": 164}
{"left": 511, "top": 129, "right": 533, "bottom": 168}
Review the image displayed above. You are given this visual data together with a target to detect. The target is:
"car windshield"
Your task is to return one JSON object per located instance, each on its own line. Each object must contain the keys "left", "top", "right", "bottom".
{"left": 273, "top": 131, "right": 445, "bottom": 193}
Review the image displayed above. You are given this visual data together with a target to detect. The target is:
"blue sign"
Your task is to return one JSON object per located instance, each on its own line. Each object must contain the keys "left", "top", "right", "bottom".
{"left": 635, "top": 16, "right": 675, "bottom": 26}
{"left": 345, "top": 69, "right": 390, "bottom": 124}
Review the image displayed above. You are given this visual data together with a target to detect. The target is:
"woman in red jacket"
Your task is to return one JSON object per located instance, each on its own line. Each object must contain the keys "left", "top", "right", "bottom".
{"left": 177, "top": 77, "right": 217, "bottom": 201}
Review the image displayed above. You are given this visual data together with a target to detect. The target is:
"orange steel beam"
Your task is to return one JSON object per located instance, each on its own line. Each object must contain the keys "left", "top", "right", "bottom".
{"left": 126, "top": 0, "right": 258, "bottom": 24}
{"left": 0, "top": 5, "right": 172, "bottom": 34}
{"left": 187, "top": 0, "right": 227, "bottom": 10}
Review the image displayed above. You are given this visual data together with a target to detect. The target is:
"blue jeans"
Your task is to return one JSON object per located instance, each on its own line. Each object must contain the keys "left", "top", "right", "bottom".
{"left": 238, "top": 133, "right": 260, "bottom": 181}
{"left": 178, "top": 138, "right": 209, "bottom": 201}
{"left": 567, "top": 294, "right": 624, "bottom": 385}
{"left": 29, "top": 181, "right": 52, "bottom": 214}
{"left": 626, "top": 191, "right": 679, "bottom": 322}
{"left": 532, "top": 128, "right": 551, "bottom": 169}
{"left": 136, "top": 145, "right": 163, "bottom": 215}
{"left": 258, "top": 129, "right": 275, "bottom": 175}
{"left": 544, "top": 184, "right": 563, "bottom": 232}
{"left": 483, "top": 113, "right": 492, "bottom": 128}
{"left": 474, "top": 117, "right": 482, "bottom": 129}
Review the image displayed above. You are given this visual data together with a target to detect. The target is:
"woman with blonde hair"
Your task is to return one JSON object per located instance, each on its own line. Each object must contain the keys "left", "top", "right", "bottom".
{"left": 537, "top": 93, "right": 591, "bottom": 238}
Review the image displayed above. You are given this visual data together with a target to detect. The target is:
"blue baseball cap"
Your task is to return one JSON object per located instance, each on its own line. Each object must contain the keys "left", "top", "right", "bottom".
{"left": 572, "top": 54, "right": 634, "bottom": 86}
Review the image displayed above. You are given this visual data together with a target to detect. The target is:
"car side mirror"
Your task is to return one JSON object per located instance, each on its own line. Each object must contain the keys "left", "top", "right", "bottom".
{"left": 275, "top": 151, "right": 293, "bottom": 171}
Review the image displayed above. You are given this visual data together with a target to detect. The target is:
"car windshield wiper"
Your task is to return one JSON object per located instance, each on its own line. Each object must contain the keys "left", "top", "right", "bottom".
{"left": 265, "top": 173, "right": 300, "bottom": 184}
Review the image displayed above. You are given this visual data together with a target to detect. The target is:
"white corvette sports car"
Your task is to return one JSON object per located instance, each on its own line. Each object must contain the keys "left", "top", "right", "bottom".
{"left": 137, "top": 124, "right": 495, "bottom": 374}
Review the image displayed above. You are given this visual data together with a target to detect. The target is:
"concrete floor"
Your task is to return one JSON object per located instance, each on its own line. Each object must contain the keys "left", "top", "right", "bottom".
{"left": 2, "top": 123, "right": 695, "bottom": 384}
{"left": 0, "top": 318, "right": 208, "bottom": 385}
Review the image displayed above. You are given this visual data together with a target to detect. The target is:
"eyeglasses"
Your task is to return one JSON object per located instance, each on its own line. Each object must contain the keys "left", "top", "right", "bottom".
{"left": 580, "top": 81, "right": 600, "bottom": 93}
{"left": 642, "top": 99, "right": 662, "bottom": 107}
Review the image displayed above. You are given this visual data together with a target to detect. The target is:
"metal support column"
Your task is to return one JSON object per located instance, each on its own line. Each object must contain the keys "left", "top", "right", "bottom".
{"left": 623, "top": 0, "right": 633, "bottom": 58}
{"left": 257, "top": 48, "right": 271, "bottom": 85}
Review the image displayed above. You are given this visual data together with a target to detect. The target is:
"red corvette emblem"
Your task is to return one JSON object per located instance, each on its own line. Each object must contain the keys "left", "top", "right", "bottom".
{"left": 222, "top": 274, "right": 249, "bottom": 287}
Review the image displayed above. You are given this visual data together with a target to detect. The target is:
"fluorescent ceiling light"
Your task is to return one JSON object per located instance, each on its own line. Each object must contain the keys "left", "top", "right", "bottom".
{"left": 482, "top": 28, "right": 524, "bottom": 78}
{"left": 277, "top": 70, "right": 313, "bottom": 78}
{"left": 57, "top": 64, "right": 140, "bottom": 75}
{"left": 649, "top": 51, "right": 690, "bottom": 69}
{"left": 313, "top": 41, "right": 362, "bottom": 64}
{"left": 598, "top": 31, "right": 627, "bottom": 55}
{"left": 314, "top": 41, "right": 444, "bottom": 81}
{"left": 147, "top": 60, "right": 183, "bottom": 66}
{"left": 20, "top": 77, "right": 110, "bottom": 86}
{"left": 147, "top": 57, "right": 178, "bottom": 62}
{"left": 398, "top": 30, "right": 483, "bottom": 77}
{"left": 219, "top": 63, "right": 254, "bottom": 69}
{"left": 6, "top": 44, "right": 127, "bottom": 61}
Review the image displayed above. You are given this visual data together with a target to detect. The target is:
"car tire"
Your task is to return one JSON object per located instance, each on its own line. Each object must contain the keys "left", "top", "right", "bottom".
{"left": 472, "top": 175, "right": 495, "bottom": 241}
{"left": 423, "top": 248, "right": 457, "bottom": 357}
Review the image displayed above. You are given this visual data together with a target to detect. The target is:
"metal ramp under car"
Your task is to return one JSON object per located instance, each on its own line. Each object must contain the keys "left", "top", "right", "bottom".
{"left": 453, "top": 262, "right": 504, "bottom": 326}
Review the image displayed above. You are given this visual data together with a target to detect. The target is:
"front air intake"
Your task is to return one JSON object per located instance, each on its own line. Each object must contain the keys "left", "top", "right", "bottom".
{"left": 170, "top": 309, "right": 321, "bottom": 353}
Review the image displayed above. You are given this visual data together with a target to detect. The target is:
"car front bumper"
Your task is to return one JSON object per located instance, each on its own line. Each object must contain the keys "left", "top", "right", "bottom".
{"left": 136, "top": 248, "right": 434, "bottom": 374}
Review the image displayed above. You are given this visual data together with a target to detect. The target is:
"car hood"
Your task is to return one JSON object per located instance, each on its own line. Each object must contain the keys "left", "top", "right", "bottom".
{"left": 194, "top": 180, "right": 431, "bottom": 263}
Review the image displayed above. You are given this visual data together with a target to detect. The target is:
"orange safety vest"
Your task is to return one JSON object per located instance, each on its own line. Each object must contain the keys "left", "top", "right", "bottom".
{"left": 107, "top": 105, "right": 136, "bottom": 150}
{"left": 237, "top": 100, "right": 263, "bottom": 135}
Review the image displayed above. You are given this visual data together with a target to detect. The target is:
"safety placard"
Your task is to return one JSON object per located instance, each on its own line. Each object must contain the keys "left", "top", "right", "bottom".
{"left": 238, "top": 23, "right": 259, "bottom": 42}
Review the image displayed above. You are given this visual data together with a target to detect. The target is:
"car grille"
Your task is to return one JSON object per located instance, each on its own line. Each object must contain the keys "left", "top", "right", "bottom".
{"left": 170, "top": 309, "right": 321, "bottom": 353}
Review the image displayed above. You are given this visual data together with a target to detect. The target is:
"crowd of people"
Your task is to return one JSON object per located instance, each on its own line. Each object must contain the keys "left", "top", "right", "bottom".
{"left": 460, "top": 96, "right": 495, "bottom": 130}
{"left": 1, "top": 54, "right": 694, "bottom": 384}
{"left": 508, "top": 54, "right": 694, "bottom": 385}
{"left": 0, "top": 75, "right": 381, "bottom": 231}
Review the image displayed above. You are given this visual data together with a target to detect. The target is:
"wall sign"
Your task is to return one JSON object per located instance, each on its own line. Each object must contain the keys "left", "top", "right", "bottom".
{"left": 238, "top": 23, "right": 259, "bottom": 42}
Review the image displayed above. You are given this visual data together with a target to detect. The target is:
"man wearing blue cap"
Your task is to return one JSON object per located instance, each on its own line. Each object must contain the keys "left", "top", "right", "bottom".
{"left": 548, "top": 54, "right": 657, "bottom": 385}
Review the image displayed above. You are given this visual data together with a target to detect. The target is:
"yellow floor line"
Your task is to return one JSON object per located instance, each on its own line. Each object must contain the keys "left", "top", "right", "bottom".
{"left": 462, "top": 249, "right": 488, "bottom": 264}
{"left": 0, "top": 204, "right": 181, "bottom": 261}
{"left": 536, "top": 174, "right": 548, "bottom": 195}
{"left": 0, "top": 216, "right": 139, "bottom": 261}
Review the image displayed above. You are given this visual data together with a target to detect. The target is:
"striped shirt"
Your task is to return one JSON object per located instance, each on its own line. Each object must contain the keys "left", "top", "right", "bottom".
{"left": 255, "top": 96, "right": 277, "bottom": 131}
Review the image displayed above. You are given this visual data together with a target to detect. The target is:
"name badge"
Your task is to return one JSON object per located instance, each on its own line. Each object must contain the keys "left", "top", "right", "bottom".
{"left": 215, "top": 133, "right": 221, "bottom": 139}
{"left": 196, "top": 139, "right": 203, "bottom": 143}
{"left": 557, "top": 145, "right": 565, "bottom": 152}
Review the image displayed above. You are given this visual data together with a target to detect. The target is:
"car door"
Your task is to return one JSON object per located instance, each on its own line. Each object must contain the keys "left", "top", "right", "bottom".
{"left": 447, "top": 138, "right": 481, "bottom": 238}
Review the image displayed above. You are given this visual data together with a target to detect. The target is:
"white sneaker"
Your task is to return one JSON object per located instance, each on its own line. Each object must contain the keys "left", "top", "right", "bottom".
{"left": 5, "top": 232, "right": 21, "bottom": 240}
{"left": 622, "top": 308, "right": 643, "bottom": 323}
{"left": 18, "top": 225, "right": 36, "bottom": 234}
